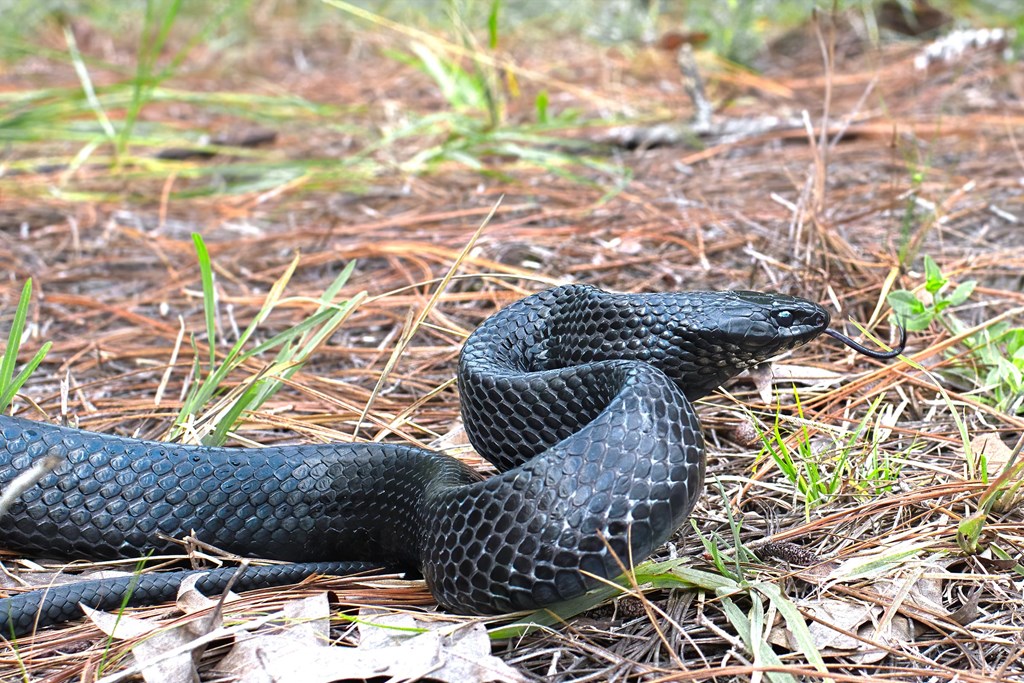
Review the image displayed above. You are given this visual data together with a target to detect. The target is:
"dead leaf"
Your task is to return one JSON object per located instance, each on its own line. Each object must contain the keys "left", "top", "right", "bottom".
{"left": 767, "top": 364, "right": 844, "bottom": 385}
{"left": 85, "top": 570, "right": 236, "bottom": 683}
{"left": 83, "top": 604, "right": 158, "bottom": 640}
{"left": 217, "top": 604, "right": 526, "bottom": 683}
{"left": 176, "top": 571, "right": 240, "bottom": 615}
{"left": 949, "top": 589, "right": 981, "bottom": 625}
{"left": 826, "top": 539, "right": 935, "bottom": 582}
{"left": 280, "top": 593, "right": 332, "bottom": 646}
{"left": 747, "top": 363, "right": 844, "bottom": 405}
{"left": 768, "top": 550, "right": 958, "bottom": 662}
{"left": 748, "top": 365, "right": 775, "bottom": 405}
{"left": 767, "top": 598, "right": 912, "bottom": 664}
{"left": 84, "top": 605, "right": 206, "bottom": 683}
{"left": 356, "top": 609, "right": 419, "bottom": 649}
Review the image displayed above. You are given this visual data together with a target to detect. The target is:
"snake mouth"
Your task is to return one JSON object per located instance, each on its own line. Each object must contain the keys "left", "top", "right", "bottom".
{"left": 824, "top": 324, "right": 907, "bottom": 360}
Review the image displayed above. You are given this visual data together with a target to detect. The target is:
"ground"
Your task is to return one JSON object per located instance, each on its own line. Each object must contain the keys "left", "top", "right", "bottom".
{"left": 1, "top": 3, "right": 1023, "bottom": 682}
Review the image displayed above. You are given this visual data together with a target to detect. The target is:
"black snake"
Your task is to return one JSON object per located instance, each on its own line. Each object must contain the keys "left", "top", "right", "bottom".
{"left": 0, "top": 285, "right": 902, "bottom": 636}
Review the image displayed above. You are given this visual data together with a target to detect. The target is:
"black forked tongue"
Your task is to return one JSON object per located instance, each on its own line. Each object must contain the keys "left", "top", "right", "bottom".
{"left": 824, "top": 323, "right": 907, "bottom": 360}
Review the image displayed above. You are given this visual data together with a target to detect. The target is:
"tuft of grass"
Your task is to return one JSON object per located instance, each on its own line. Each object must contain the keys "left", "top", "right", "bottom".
{"left": 696, "top": 480, "right": 757, "bottom": 584}
{"left": 117, "top": 0, "right": 185, "bottom": 161}
{"left": 755, "top": 391, "right": 845, "bottom": 515}
{"left": 3, "top": 0, "right": 638, "bottom": 204}
{"left": 750, "top": 388, "right": 903, "bottom": 518}
{"left": 171, "top": 234, "right": 364, "bottom": 446}
{"left": 327, "top": 0, "right": 629, "bottom": 189}
{"left": 693, "top": 485, "right": 830, "bottom": 683}
{"left": 0, "top": 280, "right": 51, "bottom": 414}
{"left": 0, "top": 1, "right": 377, "bottom": 202}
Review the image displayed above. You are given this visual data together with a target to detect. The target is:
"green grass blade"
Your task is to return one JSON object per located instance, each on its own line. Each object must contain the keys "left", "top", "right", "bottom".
{"left": 192, "top": 233, "right": 218, "bottom": 369}
{"left": 207, "top": 381, "right": 264, "bottom": 446}
{"left": 487, "top": 0, "right": 501, "bottom": 49}
{"left": 172, "top": 246, "right": 359, "bottom": 445}
{"left": 0, "top": 279, "right": 33, "bottom": 395}
{"left": 0, "top": 343, "right": 52, "bottom": 412}
{"left": 755, "top": 582, "right": 831, "bottom": 681}
{"left": 489, "top": 560, "right": 741, "bottom": 640}
{"left": 719, "top": 594, "right": 796, "bottom": 683}
{"left": 0, "top": 280, "right": 50, "bottom": 412}
{"left": 63, "top": 26, "right": 116, "bottom": 141}
{"left": 246, "top": 264, "right": 361, "bottom": 410}
{"left": 119, "top": 0, "right": 185, "bottom": 156}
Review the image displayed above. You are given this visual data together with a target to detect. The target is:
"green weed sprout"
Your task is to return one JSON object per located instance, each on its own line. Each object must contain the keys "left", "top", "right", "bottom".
{"left": 888, "top": 255, "right": 1024, "bottom": 414}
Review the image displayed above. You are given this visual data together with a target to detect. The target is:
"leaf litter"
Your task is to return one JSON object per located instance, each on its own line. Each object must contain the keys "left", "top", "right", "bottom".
{"left": 1, "top": 4, "right": 1024, "bottom": 682}
{"left": 87, "top": 577, "right": 525, "bottom": 683}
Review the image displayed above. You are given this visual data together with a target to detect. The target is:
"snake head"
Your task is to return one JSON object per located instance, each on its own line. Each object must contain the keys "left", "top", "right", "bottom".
{"left": 647, "top": 290, "right": 831, "bottom": 399}
{"left": 715, "top": 291, "right": 831, "bottom": 358}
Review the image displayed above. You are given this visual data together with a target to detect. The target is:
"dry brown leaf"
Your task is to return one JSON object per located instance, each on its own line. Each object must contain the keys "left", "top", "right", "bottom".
{"left": 769, "top": 555, "right": 956, "bottom": 662}
{"left": 767, "top": 598, "right": 912, "bottom": 664}
{"left": 748, "top": 363, "right": 844, "bottom": 404}
{"left": 84, "top": 604, "right": 208, "bottom": 683}
{"left": 217, "top": 605, "right": 526, "bottom": 683}
{"left": 825, "top": 539, "right": 936, "bottom": 582}
{"left": 767, "top": 363, "right": 844, "bottom": 384}
{"left": 280, "top": 593, "right": 332, "bottom": 645}
{"left": 85, "top": 570, "right": 241, "bottom": 683}
{"left": 749, "top": 363, "right": 776, "bottom": 405}
{"left": 82, "top": 603, "right": 158, "bottom": 640}
{"left": 884, "top": 571, "right": 944, "bottom": 613}
{"left": 176, "top": 571, "right": 240, "bottom": 615}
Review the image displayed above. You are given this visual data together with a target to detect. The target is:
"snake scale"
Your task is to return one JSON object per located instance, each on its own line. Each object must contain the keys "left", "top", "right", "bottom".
{"left": 0, "top": 284, "right": 902, "bottom": 636}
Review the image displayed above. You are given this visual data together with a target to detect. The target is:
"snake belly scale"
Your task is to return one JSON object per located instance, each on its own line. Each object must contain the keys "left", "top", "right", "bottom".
{"left": 0, "top": 284, "right": 839, "bottom": 634}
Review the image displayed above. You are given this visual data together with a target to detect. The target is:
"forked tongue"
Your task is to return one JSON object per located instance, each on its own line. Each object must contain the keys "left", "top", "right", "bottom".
{"left": 824, "top": 324, "right": 906, "bottom": 360}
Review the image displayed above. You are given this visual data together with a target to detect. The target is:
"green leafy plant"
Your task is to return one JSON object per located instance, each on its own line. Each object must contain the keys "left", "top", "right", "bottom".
{"left": 172, "top": 234, "right": 363, "bottom": 445}
{"left": 888, "top": 255, "right": 1024, "bottom": 414}
{"left": 0, "top": 279, "right": 51, "bottom": 414}
{"left": 887, "top": 255, "right": 976, "bottom": 332}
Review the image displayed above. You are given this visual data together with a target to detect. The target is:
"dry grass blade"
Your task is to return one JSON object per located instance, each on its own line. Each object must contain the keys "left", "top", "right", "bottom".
{"left": 2, "top": 5, "right": 1024, "bottom": 682}
{"left": 352, "top": 197, "right": 501, "bottom": 438}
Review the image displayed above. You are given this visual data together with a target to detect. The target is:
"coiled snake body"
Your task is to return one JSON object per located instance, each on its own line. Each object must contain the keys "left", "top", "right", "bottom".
{"left": 0, "top": 285, "right": 898, "bottom": 635}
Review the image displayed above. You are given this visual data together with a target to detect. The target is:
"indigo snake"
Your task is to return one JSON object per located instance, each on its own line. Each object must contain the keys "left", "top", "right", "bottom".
{"left": 0, "top": 285, "right": 903, "bottom": 635}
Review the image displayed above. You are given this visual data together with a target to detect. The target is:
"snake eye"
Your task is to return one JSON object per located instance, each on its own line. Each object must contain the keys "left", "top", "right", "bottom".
{"left": 773, "top": 310, "right": 794, "bottom": 327}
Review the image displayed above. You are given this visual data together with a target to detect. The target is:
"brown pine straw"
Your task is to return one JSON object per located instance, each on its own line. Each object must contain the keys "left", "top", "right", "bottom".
{"left": 2, "top": 9, "right": 1024, "bottom": 682}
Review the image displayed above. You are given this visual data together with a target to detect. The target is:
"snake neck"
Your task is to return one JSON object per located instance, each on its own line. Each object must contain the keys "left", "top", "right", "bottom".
{"left": 537, "top": 285, "right": 828, "bottom": 399}
{"left": 458, "top": 284, "right": 828, "bottom": 471}
{"left": 466, "top": 284, "right": 828, "bottom": 398}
